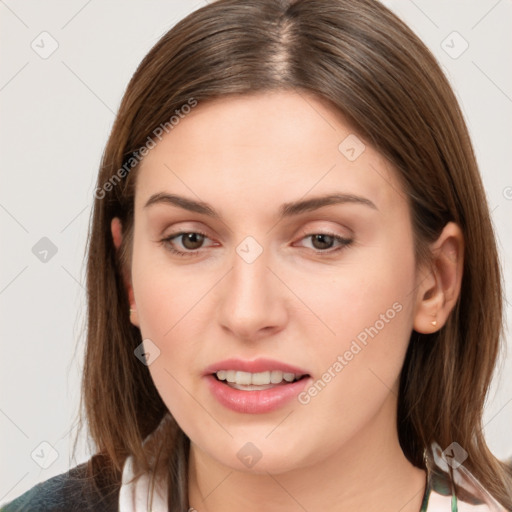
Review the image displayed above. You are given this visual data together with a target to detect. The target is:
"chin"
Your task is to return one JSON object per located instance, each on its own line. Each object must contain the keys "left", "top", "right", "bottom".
{"left": 200, "top": 435, "right": 313, "bottom": 475}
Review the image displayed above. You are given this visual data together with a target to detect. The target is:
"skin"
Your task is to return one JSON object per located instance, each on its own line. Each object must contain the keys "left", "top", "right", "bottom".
{"left": 111, "top": 91, "right": 464, "bottom": 512}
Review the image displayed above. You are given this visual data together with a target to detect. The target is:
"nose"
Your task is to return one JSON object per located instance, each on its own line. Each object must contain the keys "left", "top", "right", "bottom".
{"left": 216, "top": 246, "right": 288, "bottom": 342}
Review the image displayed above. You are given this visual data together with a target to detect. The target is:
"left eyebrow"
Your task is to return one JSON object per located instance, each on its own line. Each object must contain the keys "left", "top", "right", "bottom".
{"left": 279, "top": 193, "right": 378, "bottom": 217}
{"left": 143, "top": 192, "right": 378, "bottom": 219}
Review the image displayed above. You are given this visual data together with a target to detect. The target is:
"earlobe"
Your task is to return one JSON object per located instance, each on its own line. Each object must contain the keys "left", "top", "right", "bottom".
{"left": 111, "top": 217, "right": 139, "bottom": 327}
{"left": 413, "top": 222, "right": 464, "bottom": 333}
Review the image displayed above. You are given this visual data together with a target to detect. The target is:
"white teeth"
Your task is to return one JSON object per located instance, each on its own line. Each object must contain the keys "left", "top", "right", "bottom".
{"left": 215, "top": 370, "right": 302, "bottom": 386}
{"left": 270, "top": 370, "right": 282, "bottom": 384}
{"left": 235, "top": 371, "right": 252, "bottom": 385}
{"left": 252, "top": 371, "right": 270, "bottom": 385}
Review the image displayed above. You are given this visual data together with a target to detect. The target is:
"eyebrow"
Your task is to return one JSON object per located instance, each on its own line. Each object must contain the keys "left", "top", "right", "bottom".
{"left": 143, "top": 192, "right": 378, "bottom": 219}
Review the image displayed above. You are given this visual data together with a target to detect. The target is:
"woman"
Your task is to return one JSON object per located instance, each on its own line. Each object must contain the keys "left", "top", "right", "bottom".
{"left": 2, "top": 0, "right": 511, "bottom": 511}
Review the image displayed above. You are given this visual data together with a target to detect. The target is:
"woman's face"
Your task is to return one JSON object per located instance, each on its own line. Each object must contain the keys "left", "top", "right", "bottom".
{"left": 125, "top": 91, "right": 422, "bottom": 473}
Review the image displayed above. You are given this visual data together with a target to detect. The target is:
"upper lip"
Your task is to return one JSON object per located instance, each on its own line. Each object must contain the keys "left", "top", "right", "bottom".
{"left": 203, "top": 358, "right": 310, "bottom": 376}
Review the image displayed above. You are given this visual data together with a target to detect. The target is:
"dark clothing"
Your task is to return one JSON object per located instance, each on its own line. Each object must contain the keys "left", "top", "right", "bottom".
{"left": 0, "top": 455, "right": 120, "bottom": 512}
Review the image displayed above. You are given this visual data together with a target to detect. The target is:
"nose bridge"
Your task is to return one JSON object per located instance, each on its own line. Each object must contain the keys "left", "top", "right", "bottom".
{"left": 217, "top": 237, "right": 286, "bottom": 339}
{"left": 232, "top": 246, "right": 268, "bottom": 301}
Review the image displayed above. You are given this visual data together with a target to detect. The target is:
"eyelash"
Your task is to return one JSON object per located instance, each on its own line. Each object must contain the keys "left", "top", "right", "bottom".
{"left": 159, "top": 230, "right": 212, "bottom": 258}
{"left": 159, "top": 230, "right": 353, "bottom": 258}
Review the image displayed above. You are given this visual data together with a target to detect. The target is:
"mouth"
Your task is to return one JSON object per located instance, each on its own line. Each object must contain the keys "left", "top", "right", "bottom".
{"left": 213, "top": 370, "right": 309, "bottom": 391}
{"left": 204, "top": 358, "right": 311, "bottom": 413}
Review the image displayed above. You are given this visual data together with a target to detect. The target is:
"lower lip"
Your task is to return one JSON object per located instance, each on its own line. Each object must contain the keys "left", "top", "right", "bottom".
{"left": 205, "top": 375, "right": 311, "bottom": 414}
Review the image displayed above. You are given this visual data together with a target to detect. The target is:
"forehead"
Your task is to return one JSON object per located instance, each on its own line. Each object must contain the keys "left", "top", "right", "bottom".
{"left": 135, "top": 91, "right": 407, "bottom": 219}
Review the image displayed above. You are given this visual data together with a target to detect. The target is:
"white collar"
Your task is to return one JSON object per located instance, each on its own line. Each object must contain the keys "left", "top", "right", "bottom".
{"left": 118, "top": 453, "right": 168, "bottom": 512}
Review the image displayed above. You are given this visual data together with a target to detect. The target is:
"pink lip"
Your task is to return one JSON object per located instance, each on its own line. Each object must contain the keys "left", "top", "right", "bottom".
{"left": 203, "top": 358, "right": 309, "bottom": 376}
{"left": 203, "top": 358, "right": 311, "bottom": 414}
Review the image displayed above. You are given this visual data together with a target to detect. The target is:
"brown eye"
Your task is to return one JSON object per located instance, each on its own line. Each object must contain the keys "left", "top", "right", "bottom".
{"left": 310, "top": 234, "right": 335, "bottom": 250}
{"left": 160, "top": 230, "right": 214, "bottom": 257}
{"left": 179, "top": 233, "right": 205, "bottom": 250}
{"left": 297, "top": 232, "right": 353, "bottom": 254}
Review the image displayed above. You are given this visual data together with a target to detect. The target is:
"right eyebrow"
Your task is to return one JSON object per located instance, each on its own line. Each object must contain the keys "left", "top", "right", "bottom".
{"left": 144, "top": 193, "right": 219, "bottom": 218}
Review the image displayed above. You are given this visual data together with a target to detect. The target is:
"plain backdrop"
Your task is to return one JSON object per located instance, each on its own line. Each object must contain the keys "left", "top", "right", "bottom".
{"left": 1, "top": 0, "right": 511, "bottom": 505}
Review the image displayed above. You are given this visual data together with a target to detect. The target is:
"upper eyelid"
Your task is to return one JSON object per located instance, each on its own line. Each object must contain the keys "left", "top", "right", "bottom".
{"left": 163, "top": 230, "right": 352, "bottom": 251}
{"left": 162, "top": 227, "right": 350, "bottom": 239}
{"left": 161, "top": 219, "right": 353, "bottom": 238}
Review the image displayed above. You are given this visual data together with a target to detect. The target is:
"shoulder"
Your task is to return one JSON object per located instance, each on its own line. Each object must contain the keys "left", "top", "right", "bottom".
{"left": 0, "top": 454, "right": 120, "bottom": 512}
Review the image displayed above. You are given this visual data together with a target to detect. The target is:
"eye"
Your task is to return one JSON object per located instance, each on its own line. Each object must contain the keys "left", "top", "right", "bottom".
{"left": 159, "top": 230, "right": 352, "bottom": 257}
{"left": 298, "top": 232, "right": 353, "bottom": 253}
{"left": 160, "top": 231, "right": 215, "bottom": 256}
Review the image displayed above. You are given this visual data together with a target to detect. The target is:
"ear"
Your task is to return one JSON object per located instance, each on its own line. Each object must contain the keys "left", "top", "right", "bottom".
{"left": 413, "top": 222, "right": 464, "bottom": 333}
{"left": 111, "top": 217, "right": 139, "bottom": 327}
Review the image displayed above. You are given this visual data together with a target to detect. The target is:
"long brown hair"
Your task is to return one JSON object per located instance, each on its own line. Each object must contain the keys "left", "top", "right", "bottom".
{"left": 75, "top": 0, "right": 512, "bottom": 509}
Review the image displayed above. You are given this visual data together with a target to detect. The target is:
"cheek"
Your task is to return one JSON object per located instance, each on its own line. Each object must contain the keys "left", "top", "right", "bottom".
{"left": 290, "top": 239, "right": 416, "bottom": 408}
{"left": 287, "top": 239, "right": 416, "bottom": 348}
{"left": 130, "top": 260, "right": 211, "bottom": 434}
{"left": 131, "top": 234, "right": 210, "bottom": 339}
{"left": 130, "top": 241, "right": 217, "bottom": 412}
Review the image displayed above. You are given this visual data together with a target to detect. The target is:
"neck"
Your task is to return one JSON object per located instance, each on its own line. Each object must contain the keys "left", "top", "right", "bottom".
{"left": 187, "top": 393, "right": 427, "bottom": 512}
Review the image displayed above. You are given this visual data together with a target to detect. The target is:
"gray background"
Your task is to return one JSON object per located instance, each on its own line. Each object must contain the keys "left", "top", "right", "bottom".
{"left": 1, "top": 0, "right": 511, "bottom": 504}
